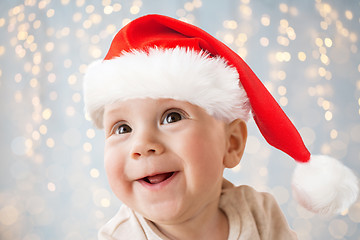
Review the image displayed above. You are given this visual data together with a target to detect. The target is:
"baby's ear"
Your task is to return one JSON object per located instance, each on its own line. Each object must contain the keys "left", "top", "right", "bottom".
{"left": 223, "top": 119, "right": 247, "bottom": 168}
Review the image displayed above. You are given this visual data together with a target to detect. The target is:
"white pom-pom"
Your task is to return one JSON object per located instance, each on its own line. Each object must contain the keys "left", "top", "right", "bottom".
{"left": 292, "top": 155, "right": 359, "bottom": 215}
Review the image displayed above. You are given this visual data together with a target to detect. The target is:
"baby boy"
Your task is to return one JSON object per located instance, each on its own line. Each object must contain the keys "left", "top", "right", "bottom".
{"left": 83, "top": 14, "right": 358, "bottom": 240}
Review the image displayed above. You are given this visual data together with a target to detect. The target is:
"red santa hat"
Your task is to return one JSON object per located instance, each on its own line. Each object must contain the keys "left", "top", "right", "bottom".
{"left": 83, "top": 14, "right": 358, "bottom": 215}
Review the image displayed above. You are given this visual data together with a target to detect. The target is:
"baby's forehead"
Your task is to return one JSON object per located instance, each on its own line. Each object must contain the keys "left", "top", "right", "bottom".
{"left": 104, "top": 97, "right": 206, "bottom": 115}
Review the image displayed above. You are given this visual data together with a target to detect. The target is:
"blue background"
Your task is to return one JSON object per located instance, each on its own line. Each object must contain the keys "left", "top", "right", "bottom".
{"left": 1, "top": 0, "right": 360, "bottom": 239}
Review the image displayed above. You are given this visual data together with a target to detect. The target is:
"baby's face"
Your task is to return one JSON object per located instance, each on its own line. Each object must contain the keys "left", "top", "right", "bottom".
{"left": 103, "top": 98, "right": 229, "bottom": 224}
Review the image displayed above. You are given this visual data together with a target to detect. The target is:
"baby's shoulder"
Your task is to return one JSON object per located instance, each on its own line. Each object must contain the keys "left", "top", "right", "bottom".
{"left": 222, "top": 184, "right": 279, "bottom": 211}
{"left": 221, "top": 184, "right": 297, "bottom": 239}
{"left": 98, "top": 205, "right": 146, "bottom": 239}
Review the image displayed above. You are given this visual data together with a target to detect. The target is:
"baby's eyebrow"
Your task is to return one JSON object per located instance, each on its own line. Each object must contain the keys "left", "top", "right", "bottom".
{"left": 103, "top": 110, "right": 127, "bottom": 127}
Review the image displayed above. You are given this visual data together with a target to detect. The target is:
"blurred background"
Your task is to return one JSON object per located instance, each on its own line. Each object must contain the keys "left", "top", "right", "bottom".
{"left": 1, "top": 0, "right": 360, "bottom": 239}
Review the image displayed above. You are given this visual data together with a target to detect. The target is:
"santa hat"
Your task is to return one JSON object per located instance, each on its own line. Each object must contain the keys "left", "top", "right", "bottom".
{"left": 83, "top": 14, "right": 358, "bottom": 215}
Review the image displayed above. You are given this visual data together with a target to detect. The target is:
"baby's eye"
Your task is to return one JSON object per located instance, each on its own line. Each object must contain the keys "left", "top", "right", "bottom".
{"left": 162, "top": 110, "right": 187, "bottom": 124}
{"left": 112, "top": 123, "right": 132, "bottom": 135}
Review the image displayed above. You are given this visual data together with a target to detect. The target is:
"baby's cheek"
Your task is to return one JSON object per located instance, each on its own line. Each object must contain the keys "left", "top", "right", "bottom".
{"left": 104, "top": 147, "right": 126, "bottom": 183}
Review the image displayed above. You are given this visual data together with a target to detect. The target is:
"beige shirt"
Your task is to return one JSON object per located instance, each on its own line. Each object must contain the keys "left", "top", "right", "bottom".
{"left": 98, "top": 179, "right": 297, "bottom": 240}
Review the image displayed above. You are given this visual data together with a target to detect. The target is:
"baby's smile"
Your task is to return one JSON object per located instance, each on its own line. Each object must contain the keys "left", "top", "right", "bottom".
{"left": 137, "top": 171, "right": 179, "bottom": 190}
{"left": 142, "top": 172, "right": 175, "bottom": 184}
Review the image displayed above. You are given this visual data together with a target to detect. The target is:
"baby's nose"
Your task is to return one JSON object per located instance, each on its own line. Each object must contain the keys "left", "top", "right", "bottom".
{"left": 130, "top": 132, "right": 165, "bottom": 159}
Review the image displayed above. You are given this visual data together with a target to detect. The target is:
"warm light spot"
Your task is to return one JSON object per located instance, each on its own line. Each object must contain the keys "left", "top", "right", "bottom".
{"left": 261, "top": 15, "right": 270, "bottom": 26}
{"left": 0, "top": 18, "right": 5, "bottom": 27}
{"left": 239, "top": 5, "right": 252, "bottom": 17}
{"left": 320, "top": 54, "right": 330, "bottom": 65}
{"left": 280, "top": 19, "right": 289, "bottom": 28}
{"left": 72, "top": 93, "right": 81, "bottom": 103}
{"left": 318, "top": 67, "right": 326, "bottom": 77}
{"left": 0, "top": 46, "right": 4, "bottom": 56}
{"left": 130, "top": 5, "right": 140, "bottom": 15}
{"left": 279, "top": 96, "right": 288, "bottom": 106}
{"left": 224, "top": 20, "right": 237, "bottom": 30}
{"left": 14, "top": 91, "right": 23, "bottom": 102}
{"left": 113, "top": 3, "right": 122, "bottom": 12}
{"left": 184, "top": 2, "right": 194, "bottom": 11}
{"left": 325, "top": 111, "right": 333, "bottom": 121}
{"left": 33, "top": 20, "right": 41, "bottom": 29}
{"left": 321, "top": 3, "right": 332, "bottom": 14}
{"left": 47, "top": 182, "right": 56, "bottom": 191}
{"left": 106, "top": 24, "right": 116, "bottom": 34}
{"left": 100, "top": 198, "right": 110, "bottom": 207}
{"left": 83, "top": 142, "right": 92, "bottom": 152}
{"left": 193, "top": 0, "right": 202, "bottom": 8}
{"left": 61, "top": 0, "right": 70, "bottom": 5}
{"left": 278, "top": 71, "right": 286, "bottom": 80}
{"left": 85, "top": 5, "right": 95, "bottom": 14}
{"left": 29, "top": 78, "right": 38, "bottom": 88}
{"left": 46, "top": 138, "right": 55, "bottom": 148}
{"left": 17, "top": 31, "right": 28, "bottom": 41}
{"left": 83, "top": 19, "right": 92, "bottom": 29}
{"left": 122, "top": 18, "right": 131, "bottom": 27}
{"left": 64, "top": 59, "right": 72, "bottom": 68}
{"left": 237, "top": 47, "right": 247, "bottom": 59}
{"left": 325, "top": 71, "right": 332, "bottom": 80}
{"left": 42, "top": 108, "right": 52, "bottom": 120}
{"left": 345, "top": 10, "right": 353, "bottom": 20}
{"left": 39, "top": 125, "right": 47, "bottom": 135}
{"left": 32, "top": 65, "right": 40, "bottom": 75}
{"left": 320, "top": 21, "right": 328, "bottom": 30}
{"left": 73, "top": 12, "right": 82, "bottom": 22}
{"left": 298, "top": 51, "right": 306, "bottom": 61}
{"left": 104, "top": 5, "right": 113, "bottom": 14}
{"left": 68, "top": 75, "right": 77, "bottom": 85}
{"left": 0, "top": 205, "right": 19, "bottom": 226}
{"left": 278, "top": 86, "right": 287, "bottom": 96}
{"left": 324, "top": 38, "right": 333, "bottom": 47}
{"left": 33, "top": 53, "right": 41, "bottom": 64}
{"left": 48, "top": 73, "right": 56, "bottom": 83}
{"left": 86, "top": 129, "right": 96, "bottom": 139}
{"left": 32, "top": 131, "right": 40, "bottom": 140}
{"left": 276, "top": 51, "right": 291, "bottom": 62}
{"left": 349, "top": 32, "right": 357, "bottom": 43}
{"left": 102, "top": 0, "right": 111, "bottom": 6}
{"left": 90, "top": 46, "right": 102, "bottom": 58}
{"left": 66, "top": 106, "right": 75, "bottom": 116}
{"left": 76, "top": 0, "right": 85, "bottom": 7}
{"left": 315, "top": 38, "right": 323, "bottom": 47}
{"left": 47, "top": 9, "right": 55, "bottom": 18}
{"left": 237, "top": 33, "right": 248, "bottom": 43}
{"left": 322, "top": 100, "right": 330, "bottom": 110}
{"left": 277, "top": 36, "right": 289, "bottom": 46}
{"left": 223, "top": 34, "right": 234, "bottom": 44}
{"left": 286, "top": 27, "right": 296, "bottom": 40}
{"left": 279, "top": 3, "right": 288, "bottom": 13}
{"left": 260, "top": 37, "right": 269, "bottom": 47}
{"left": 328, "top": 219, "right": 348, "bottom": 239}
{"left": 90, "top": 168, "right": 100, "bottom": 178}
{"left": 330, "top": 129, "right": 338, "bottom": 139}
{"left": 319, "top": 46, "right": 327, "bottom": 55}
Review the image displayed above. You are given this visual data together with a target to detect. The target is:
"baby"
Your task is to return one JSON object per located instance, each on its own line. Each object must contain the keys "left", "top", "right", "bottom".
{"left": 83, "top": 14, "right": 358, "bottom": 240}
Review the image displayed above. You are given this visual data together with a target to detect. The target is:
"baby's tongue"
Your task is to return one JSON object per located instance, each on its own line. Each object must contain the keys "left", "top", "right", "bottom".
{"left": 147, "top": 173, "right": 172, "bottom": 184}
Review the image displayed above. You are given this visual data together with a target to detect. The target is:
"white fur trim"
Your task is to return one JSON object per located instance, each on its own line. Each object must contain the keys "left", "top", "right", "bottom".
{"left": 83, "top": 47, "right": 250, "bottom": 128}
{"left": 292, "top": 155, "right": 359, "bottom": 215}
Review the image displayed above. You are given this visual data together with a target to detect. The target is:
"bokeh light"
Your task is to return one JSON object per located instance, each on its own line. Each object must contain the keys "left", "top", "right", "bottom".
{"left": 1, "top": 0, "right": 360, "bottom": 239}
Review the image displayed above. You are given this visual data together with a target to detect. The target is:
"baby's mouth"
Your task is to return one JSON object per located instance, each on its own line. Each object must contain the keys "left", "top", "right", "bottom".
{"left": 142, "top": 172, "right": 175, "bottom": 184}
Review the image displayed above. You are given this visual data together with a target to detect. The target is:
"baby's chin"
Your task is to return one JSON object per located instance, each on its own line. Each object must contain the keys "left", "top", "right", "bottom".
{"left": 138, "top": 201, "right": 188, "bottom": 225}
